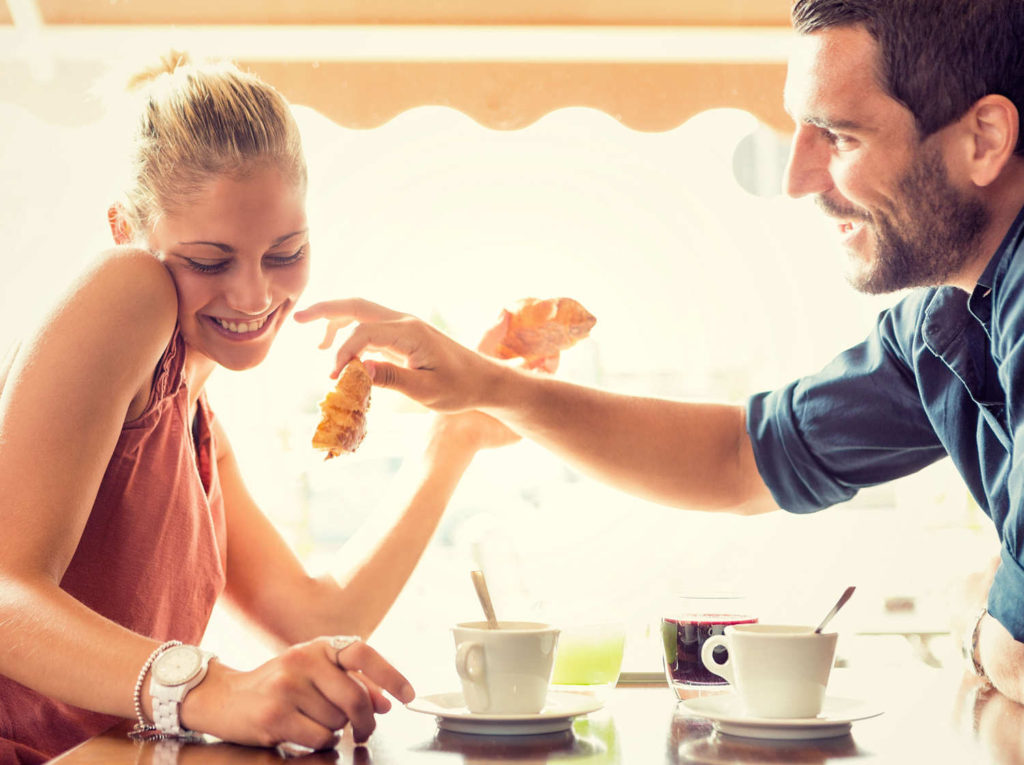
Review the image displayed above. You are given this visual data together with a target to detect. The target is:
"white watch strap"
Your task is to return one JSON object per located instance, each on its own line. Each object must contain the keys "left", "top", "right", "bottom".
{"left": 152, "top": 697, "right": 184, "bottom": 735}
{"left": 150, "top": 647, "right": 216, "bottom": 737}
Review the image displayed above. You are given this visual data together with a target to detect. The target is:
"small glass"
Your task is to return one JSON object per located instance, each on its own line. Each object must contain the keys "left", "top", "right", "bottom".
{"left": 549, "top": 622, "right": 626, "bottom": 702}
{"left": 661, "top": 594, "right": 757, "bottom": 701}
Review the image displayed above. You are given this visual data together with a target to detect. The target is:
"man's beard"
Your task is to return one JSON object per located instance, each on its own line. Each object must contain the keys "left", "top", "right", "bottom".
{"left": 818, "top": 145, "right": 988, "bottom": 295}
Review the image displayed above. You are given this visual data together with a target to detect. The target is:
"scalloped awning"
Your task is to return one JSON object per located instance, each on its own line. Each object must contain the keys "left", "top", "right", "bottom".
{"left": 3, "top": 0, "right": 796, "bottom": 133}
{"left": 240, "top": 60, "right": 789, "bottom": 133}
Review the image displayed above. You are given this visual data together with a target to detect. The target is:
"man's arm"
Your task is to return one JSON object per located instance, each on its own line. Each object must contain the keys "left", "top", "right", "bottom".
{"left": 294, "top": 298, "right": 778, "bottom": 515}
{"left": 483, "top": 367, "right": 776, "bottom": 513}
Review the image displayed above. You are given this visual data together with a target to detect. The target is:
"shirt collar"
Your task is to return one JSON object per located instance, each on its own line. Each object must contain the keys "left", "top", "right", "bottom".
{"left": 976, "top": 202, "right": 1024, "bottom": 293}
{"left": 922, "top": 203, "right": 1024, "bottom": 352}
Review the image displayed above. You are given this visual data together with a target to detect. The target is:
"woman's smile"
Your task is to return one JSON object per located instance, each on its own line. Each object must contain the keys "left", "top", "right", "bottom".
{"left": 204, "top": 306, "right": 280, "bottom": 341}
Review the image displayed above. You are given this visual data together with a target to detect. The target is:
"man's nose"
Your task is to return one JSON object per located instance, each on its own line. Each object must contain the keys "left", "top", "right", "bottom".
{"left": 783, "top": 125, "right": 833, "bottom": 198}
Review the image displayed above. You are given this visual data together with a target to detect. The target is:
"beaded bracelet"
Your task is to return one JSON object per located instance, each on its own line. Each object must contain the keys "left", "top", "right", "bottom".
{"left": 129, "top": 640, "right": 182, "bottom": 740}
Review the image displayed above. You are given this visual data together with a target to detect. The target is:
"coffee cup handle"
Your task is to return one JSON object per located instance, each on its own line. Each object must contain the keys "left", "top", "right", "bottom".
{"left": 456, "top": 641, "right": 488, "bottom": 710}
{"left": 701, "top": 635, "right": 734, "bottom": 684}
{"left": 456, "top": 641, "right": 485, "bottom": 680}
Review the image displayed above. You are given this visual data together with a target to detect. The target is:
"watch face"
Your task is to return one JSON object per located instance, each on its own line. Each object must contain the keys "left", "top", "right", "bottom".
{"left": 153, "top": 645, "right": 202, "bottom": 686}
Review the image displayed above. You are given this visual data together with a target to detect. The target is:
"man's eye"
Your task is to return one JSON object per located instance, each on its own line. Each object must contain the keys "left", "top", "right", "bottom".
{"left": 824, "top": 130, "right": 856, "bottom": 149}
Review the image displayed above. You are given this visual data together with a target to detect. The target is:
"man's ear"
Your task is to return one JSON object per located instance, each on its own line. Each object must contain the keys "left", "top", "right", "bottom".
{"left": 107, "top": 203, "right": 132, "bottom": 244}
{"left": 962, "top": 94, "right": 1019, "bottom": 187}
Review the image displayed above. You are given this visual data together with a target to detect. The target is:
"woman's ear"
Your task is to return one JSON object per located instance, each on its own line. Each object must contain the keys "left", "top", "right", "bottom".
{"left": 963, "top": 94, "right": 1019, "bottom": 187}
{"left": 107, "top": 204, "right": 132, "bottom": 244}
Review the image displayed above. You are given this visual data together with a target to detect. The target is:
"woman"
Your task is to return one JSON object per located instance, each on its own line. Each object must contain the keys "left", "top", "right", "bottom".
{"left": 0, "top": 55, "right": 514, "bottom": 762}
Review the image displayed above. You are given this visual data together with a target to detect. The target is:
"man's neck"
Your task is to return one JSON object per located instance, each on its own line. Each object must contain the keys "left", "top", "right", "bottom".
{"left": 948, "top": 158, "right": 1024, "bottom": 292}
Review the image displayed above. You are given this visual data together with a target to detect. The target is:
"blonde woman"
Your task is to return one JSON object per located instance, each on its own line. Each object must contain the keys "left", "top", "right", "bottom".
{"left": 0, "top": 55, "right": 513, "bottom": 762}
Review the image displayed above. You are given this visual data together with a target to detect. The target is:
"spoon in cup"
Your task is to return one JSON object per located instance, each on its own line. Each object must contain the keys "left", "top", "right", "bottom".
{"left": 471, "top": 569, "right": 500, "bottom": 629}
{"left": 815, "top": 585, "right": 856, "bottom": 633}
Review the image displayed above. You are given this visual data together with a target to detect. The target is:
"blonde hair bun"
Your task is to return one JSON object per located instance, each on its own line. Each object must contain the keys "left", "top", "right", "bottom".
{"left": 126, "top": 50, "right": 193, "bottom": 92}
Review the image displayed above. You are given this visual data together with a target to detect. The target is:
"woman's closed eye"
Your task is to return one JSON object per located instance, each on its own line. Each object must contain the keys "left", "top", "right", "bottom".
{"left": 265, "top": 245, "right": 308, "bottom": 267}
{"left": 180, "top": 245, "right": 307, "bottom": 274}
{"left": 184, "top": 257, "right": 228, "bottom": 274}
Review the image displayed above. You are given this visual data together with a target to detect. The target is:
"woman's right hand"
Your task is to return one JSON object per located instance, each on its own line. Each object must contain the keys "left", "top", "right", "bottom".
{"left": 179, "top": 637, "right": 414, "bottom": 750}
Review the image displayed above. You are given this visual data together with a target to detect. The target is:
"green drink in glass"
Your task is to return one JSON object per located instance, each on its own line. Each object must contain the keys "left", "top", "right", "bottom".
{"left": 550, "top": 622, "right": 626, "bottom": 702}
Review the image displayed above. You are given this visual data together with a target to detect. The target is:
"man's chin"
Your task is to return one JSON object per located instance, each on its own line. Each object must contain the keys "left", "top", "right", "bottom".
{"left": 843, "top": 255, "right": 899, "bottom": 296}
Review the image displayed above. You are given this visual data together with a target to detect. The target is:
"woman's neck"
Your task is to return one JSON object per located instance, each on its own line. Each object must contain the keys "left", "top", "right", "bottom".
{"left": 183, "top": 351, "right": 217, "bottom": 410}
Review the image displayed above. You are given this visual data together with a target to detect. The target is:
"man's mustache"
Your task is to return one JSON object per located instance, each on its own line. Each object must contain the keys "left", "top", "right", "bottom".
{"left": 815, "top": 195, "right": 871, "bottom": 223}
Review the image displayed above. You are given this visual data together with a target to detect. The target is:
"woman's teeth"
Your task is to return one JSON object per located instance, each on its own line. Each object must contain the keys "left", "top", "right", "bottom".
{"left": 213, "top": 315, "right": 269, "bottom": 334}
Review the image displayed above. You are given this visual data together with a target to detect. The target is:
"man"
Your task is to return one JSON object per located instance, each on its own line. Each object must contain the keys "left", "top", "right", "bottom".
{"left": 296, "top": 0, "right": 1024, "bottom": 701}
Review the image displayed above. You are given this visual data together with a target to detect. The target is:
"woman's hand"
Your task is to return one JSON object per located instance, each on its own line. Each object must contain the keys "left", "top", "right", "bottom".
{"left": 180, "top": 637, "right": 414, "bottom": 750}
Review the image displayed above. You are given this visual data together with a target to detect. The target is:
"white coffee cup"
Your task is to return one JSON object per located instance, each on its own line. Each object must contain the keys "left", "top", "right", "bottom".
{"left": 452, "top": 621, "right": 560, "bottom": 714}
{"left": 700, "top": 623, "right": 838, "bottom": 718}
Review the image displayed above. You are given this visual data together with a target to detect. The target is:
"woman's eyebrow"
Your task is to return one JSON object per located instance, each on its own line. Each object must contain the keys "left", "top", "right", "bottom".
{"left": 177, "top": 229, "right": 309, "bottom": 253}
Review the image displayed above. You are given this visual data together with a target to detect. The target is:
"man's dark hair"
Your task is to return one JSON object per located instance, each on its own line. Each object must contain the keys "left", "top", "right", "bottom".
{"left": 791, "top": 0, "right": 1024, "bottom": 154}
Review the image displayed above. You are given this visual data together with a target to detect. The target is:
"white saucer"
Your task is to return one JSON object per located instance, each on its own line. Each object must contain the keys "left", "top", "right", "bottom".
{"left": 406, "top": 690, "right": 603, "bottom": 735}
{"left": 680, "top": 694, "right": 883, "bottom": 740}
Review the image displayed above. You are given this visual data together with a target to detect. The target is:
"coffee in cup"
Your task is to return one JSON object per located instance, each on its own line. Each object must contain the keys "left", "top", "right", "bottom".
{"left": 452, "top": 621, "right": 560, "bottom": 714}
{"left": 700, "top": 623, "right": 838, "bottom": 718}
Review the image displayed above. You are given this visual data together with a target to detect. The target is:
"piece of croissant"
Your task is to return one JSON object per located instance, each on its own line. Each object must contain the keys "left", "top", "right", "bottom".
{"left": 312, "top": 357, "right": 372, "bottom": 459}
{"left": 494, "top": 297, "right": 597, "bottom": 361}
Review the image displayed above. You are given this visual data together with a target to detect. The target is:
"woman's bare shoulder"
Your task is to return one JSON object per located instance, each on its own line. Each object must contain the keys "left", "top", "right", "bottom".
{"left": 21, "top": 247, "right": 180, "bottom": 397}
{"left": 81, "top": 246, "right": 178, "bottom": 311}
{"left": 68, "top": 245, "right": 178, "bottom": 335}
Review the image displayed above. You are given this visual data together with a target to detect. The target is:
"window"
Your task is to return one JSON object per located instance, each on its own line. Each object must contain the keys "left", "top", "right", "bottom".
{"left": 204, "top": 105, "right": 994, "bottom": 686}
{"left": 1, "top": 12, "right": 997, "bottom": 689}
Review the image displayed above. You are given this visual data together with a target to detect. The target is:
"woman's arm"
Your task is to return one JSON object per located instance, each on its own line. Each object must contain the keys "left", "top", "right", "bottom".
{"left": 0, "top": 253, "right": 413, "bottom": 749}
{"left": 217, "top": 406, "right": 511, "bottom": 646}
{"left": 0, "top": 248, "right": 180, "bottom": 715}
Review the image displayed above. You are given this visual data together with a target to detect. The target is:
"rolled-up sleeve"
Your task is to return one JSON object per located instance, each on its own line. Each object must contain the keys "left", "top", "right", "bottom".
{"left": 746, "top": 385, "right": 858, "bottom": 512}
{"left": 746, "top": 300, "right": 947, "bottom": 514}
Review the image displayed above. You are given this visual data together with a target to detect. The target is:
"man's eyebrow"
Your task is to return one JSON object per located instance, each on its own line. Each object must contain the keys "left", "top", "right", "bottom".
{"left": 177, "top": 229, "right": 309, "bottom": 253}
{"left": 781, "top": 99, "right": 871, "bottom": 133}
{"left": 804, "top": 115, "right": 868, "bottom": 132}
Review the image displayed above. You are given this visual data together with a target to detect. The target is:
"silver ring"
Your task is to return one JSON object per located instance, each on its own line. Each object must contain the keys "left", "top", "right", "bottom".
{"left": 329, "top": 635, "right": 361, "bottom": 665}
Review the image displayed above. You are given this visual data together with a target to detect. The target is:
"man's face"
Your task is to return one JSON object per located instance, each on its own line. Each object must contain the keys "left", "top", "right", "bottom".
{"left": 783, "top": 26, "right": 987, "bottom": 294}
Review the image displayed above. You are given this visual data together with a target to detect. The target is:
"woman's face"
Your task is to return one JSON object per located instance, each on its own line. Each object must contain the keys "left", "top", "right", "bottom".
{"left": 146, "top": 165, "right": 310, "bottom": 371}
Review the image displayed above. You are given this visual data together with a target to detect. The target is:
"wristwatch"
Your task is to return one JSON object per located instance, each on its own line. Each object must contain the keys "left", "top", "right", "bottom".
{"left": 149, "top": 644, "right": 216, "bottom": 736}
{"left": 962, "top": 607, "right": 989, "bottom": 679}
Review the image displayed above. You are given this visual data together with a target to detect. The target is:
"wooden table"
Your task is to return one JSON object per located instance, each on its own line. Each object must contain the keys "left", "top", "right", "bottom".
{"left": 48, "top": 668, "right": 1024, "bottom": 764}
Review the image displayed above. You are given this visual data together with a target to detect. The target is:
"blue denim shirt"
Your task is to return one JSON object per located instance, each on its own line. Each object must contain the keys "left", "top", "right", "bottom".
{"left": 747, "top": 205, "right": 1024, "bottom": 641}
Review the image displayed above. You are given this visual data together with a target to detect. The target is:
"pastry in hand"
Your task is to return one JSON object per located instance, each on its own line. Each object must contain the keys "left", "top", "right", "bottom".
{"left": 312, "top": 357, "right": 372, "bottom": 459}
{"left": 494, "top": 297, "right": 597, "bottom": 362}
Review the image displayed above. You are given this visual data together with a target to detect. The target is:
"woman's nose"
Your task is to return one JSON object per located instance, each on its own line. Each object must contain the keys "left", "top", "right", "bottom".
{"left": 225, "top": 266, "right": 273, "bottom": 315}
{"left": 783, "top": 125, "right": 833, "bottom": 198}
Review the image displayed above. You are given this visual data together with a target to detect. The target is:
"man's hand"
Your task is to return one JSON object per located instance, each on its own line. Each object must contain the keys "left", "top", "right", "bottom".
{"left": 294, "top": 298, "right": 502, "bottom": 413}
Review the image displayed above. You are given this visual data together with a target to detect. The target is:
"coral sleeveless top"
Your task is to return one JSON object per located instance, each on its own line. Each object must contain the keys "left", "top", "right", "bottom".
{"left": 0, "top": 326, "right": 227, "bottom": 764}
